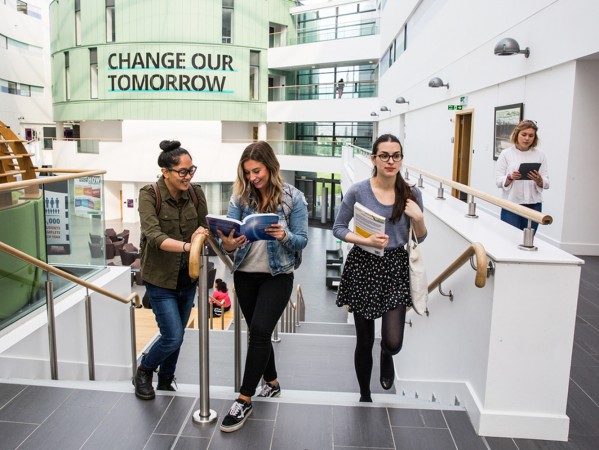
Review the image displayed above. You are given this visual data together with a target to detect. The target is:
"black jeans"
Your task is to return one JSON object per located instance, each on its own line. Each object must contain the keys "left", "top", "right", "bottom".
{"left": 234, "top": 271, "right": 294, "bottom": 397}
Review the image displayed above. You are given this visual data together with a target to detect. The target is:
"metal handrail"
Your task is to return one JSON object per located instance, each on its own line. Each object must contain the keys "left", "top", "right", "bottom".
{"left": 208, "top": 295, "right": 226, "bottom": 330}
{"left": 189, "top": 233, "right": 241, "bottom": 395}
{"left": 0, "top": 240, "right": 141, "bottom": 380}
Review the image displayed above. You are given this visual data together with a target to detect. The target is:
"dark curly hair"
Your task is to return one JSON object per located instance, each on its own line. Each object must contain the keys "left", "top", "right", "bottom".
{"left": 157, "top": 140, "right": 192, "bottom": 169}
{"left": 215, "top": 278, "right": 228, "bottom": 293}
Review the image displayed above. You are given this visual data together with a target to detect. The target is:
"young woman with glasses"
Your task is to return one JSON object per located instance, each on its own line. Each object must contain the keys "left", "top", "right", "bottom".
{"left": 495, "top": 119, "right": 550, "bottom": 232}
{"left": 333, "top": 134, "right": 427, "bottom": 402}
{"left": 135, "top": 140, "right": 208, "bottom": 400}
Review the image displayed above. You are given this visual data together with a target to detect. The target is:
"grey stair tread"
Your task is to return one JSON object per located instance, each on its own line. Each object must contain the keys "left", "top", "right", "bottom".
{"left": 176, "top": 329, "right": 390, "bottom": 395}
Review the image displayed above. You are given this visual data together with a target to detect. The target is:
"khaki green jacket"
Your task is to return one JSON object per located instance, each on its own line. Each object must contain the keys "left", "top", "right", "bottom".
{"left": 138, "top": 177, "right": 208, "bottom": 289}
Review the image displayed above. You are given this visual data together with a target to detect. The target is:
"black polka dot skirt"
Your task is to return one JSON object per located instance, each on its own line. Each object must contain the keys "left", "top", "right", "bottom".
{"left": 336, "top": 245, "right": 412, "bottom": 320}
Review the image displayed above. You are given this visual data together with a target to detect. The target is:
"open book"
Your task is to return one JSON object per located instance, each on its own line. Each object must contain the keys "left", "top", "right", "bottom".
{"left": 206, "top": 213, "right": 279, "bottom": 242}
{"left": 354, "top": 202, "right": 386, "bottom": 256}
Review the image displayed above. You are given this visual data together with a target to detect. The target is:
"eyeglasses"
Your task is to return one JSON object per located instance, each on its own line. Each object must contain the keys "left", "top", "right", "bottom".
{"left": 522, "top": 119, "right": 538, "bottom": 127}
{"left": 374, "top": 152, "right": 403, "bottom": 162}
{"left": 168, "top": 165, "right": 197, "bottom": 178}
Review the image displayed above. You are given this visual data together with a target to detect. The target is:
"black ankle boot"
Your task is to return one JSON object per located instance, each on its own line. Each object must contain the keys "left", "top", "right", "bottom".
{"left": 134, "top": 366, "right": 155, "bottom": 400}
{"left": 157, "top": 374, "right": 176, "bottom": 391}
{"left": 380, "top": 348, "right": 395, "bottom": 390}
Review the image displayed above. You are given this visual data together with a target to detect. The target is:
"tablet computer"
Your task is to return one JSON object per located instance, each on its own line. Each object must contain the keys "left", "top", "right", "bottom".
{"left": 517, "top": 162, "right": 541, "bottom": 180}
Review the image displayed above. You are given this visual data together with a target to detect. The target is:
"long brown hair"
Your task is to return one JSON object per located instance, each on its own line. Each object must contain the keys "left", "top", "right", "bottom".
{"left": 371, "top": 134, "right": 415, "bottom": 222}
{"left": 233, "top": 141, "right": 284, "bottom": 213}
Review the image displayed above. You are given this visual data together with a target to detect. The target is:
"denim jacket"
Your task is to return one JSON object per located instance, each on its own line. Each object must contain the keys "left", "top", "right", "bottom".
{"left": 226, "top": 183, "right": 308, "bottom": 275}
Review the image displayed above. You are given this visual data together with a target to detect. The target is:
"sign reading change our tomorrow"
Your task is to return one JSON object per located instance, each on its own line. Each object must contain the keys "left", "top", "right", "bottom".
{"left": 107, "top": 51, "right": 236, "bottom": 93}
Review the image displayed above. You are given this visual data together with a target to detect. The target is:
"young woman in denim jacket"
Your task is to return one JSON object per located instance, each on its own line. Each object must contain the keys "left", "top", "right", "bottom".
{"left": 216, "top": 141, "right": 308, "bottom": 433}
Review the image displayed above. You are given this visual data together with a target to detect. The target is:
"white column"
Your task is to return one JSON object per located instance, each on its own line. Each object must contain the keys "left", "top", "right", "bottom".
{"left": 258, "top": 122, "right": 267, "bottom": 141}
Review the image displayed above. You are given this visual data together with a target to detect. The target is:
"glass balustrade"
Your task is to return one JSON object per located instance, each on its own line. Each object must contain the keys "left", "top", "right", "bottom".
{"left": 0, "top": 174, "right": 107, "bottom": 331}
{"left": 269, "top": 80, "right": 377, "bottom": 101}
{"left": 269, "top": 19, "right": 378, "bottom": 47}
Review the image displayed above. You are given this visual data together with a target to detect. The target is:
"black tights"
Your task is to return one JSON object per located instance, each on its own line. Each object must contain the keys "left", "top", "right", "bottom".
{"left": 353, "top": 306, "right": 407, "bottom": 397}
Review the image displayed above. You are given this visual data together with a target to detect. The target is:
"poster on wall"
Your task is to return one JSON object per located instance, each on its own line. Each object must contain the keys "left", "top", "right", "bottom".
{"left": 494, "top": 103, "right": 523, "bottom": 160}
{"left": 45, "top": 180, "right": 71, "bottom": 255}
{"left": 74, "top": 176, "right": 102, "bottom": 218}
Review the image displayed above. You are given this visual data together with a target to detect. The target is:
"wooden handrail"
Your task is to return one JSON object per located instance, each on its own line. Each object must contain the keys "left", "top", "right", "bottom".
{"left": 0, "top": 169, "right": 107, "bottom": 192}
{"left": 428, "top": 242, "right": 487, "bottom": 293}
{"left": 349, "top": 146, "right": 552, "bottom": 226}
{"left": 0, "top": 241, "right": 140, "bottom": 306}
{"left": 189, "top": 233, "right": 207, "bottom": 279}
{"left": 402, "top": 163, "right": 552, "bottom": 226}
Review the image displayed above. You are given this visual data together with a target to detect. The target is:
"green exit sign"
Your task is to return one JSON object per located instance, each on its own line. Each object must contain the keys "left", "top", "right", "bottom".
{"left": 448, "top": 105, "right": 463, "bottom": 110}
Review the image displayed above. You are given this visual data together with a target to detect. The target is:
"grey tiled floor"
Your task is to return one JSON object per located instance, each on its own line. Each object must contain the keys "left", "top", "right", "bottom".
{"left": 1, "top": 223, "right": 598, "bottom": 449}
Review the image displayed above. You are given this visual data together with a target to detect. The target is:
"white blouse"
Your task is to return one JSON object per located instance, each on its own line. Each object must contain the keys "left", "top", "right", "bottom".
{"left": 495, "top": 146, "right": 549, "bottom": 205}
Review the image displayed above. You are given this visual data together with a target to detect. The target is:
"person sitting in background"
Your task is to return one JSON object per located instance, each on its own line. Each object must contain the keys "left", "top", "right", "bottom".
{"left": 210, "top": 278, "right": 231, "bottom": 317}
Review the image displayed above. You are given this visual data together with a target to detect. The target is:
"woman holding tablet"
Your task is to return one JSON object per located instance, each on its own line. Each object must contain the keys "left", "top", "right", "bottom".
{"left": 495, "top": 119, "right": 549, "bottom": 232}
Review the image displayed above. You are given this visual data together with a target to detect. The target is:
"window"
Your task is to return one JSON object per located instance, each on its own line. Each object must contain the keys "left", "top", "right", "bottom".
{"left": 249, "top": 50, "right": 259, "bottom": 101}
{"left": 64, "top": 51, "right": 70, "bottom": 100}
{"left": 19, "top": 83, "right": 31, "bottom": 96}
{"left": 17, "top": 1, "right": 27, "bottom": 15}
{"left": 222, "top": 0, "right": 233, "bottom": 43}
{"left": 8, "top": 81, "right": 17, "bottom": 95}
{"left": 75, "top": 0, "right": 82, "bottom": 45}
{"left": 43, "top": 127, "right": 56, "bottom": 150}
{"left": 89, "top": 48, "right": 98, "bottom": 99}
{"left": 106, "top": 0, "right": 115, "bottom": 42}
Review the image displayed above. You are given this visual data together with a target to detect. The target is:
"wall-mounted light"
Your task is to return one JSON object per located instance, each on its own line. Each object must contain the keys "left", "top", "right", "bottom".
{"left": 494, "top": 37, "right": 530, "bottom": 58}
{"left": 370, "top": 112, "right": 379, "bottom": 117}
{"left": 380, "top": 106, "right": 391, "bottom": 112}
{"left": 428, "top": 77, "right": 449, "bottom": 89}
{"left": 395, "top": 97, "right": 409, "bottom": 105}
{"left": 17, "top": 116, "right": 25, "bottom": 120}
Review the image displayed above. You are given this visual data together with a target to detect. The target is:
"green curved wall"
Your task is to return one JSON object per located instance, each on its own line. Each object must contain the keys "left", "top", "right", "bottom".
{"left": 49, "top": 0, "right": 296, "bottom": 121}
{"left": 0, "top": 198, "right": 46, "bottom": 320}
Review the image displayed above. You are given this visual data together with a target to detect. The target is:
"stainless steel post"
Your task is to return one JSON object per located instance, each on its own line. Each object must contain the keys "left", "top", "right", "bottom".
{"left": 417, "top": 175, "right": 424, "bottom": 188}
{"left": 129, "top": 300, "right": 138, "bottom": 379}
{"left": 272, "top": 319, "right": 281, "bottom": 342}
{"left": 436, "top": 182, "right": 445, "bottom": 200}
{"left": 291, "top": 308, "right": 296, "bottom": 333}
{"left": 84, "top": 291, "right": 95, "bottom": 380}
{"left": 465, "top": 194, "right": 478, "bottom": 218}
{"left": 45, "top": 279, "right": 58, "bottom": 380}
{"left": 518, "top": 221, "right": 538, "bottom": 251}
{"left": 193, "top": 251, "right": 217, "bottom": 424}
{"left": 321, "top": 186, "right": 328, "bottom": 224}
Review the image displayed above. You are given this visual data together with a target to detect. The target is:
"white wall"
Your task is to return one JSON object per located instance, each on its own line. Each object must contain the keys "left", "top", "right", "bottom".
{"left": 562, "top": 60, "right": 599, "bottom": 254}
{"left": 376, "top": 0, "right": 599, "bottom": 254}
{"left": 268, "top": 35, "right": 379, "bottom": 71}
{"left": 268, "top": 97, "right": 379, "bottom": 123}
{"left": 0, "top": 0, "right": 53, "bottom": 137}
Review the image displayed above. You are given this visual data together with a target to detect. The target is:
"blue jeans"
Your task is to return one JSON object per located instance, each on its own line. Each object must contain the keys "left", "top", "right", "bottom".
{"left": 141, "top": 281, "right": 197, "bottom": 377}
{"left": 500, "top": 203, "right": 542, "bottom": 232}
{"left": 234, "top": 271, "right": 293, "bottom": 397}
